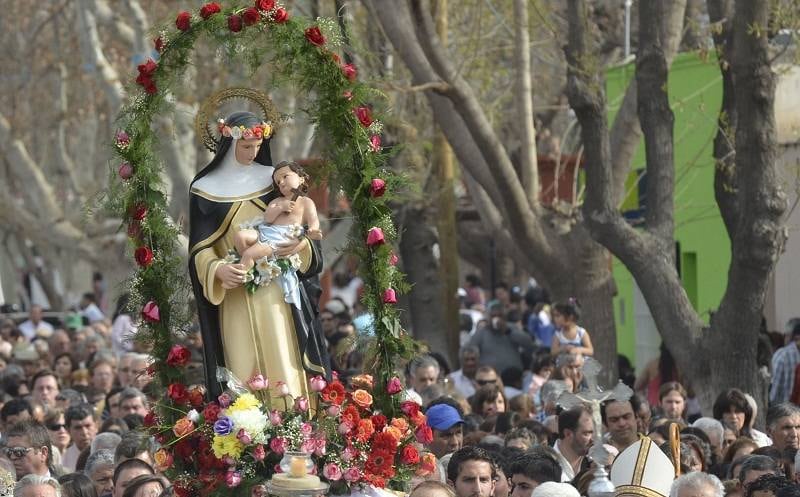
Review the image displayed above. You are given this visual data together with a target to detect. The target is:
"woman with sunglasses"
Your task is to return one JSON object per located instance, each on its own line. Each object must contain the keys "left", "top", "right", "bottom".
{"left": 43, "top": 409, "right": 71, "bottom": 466}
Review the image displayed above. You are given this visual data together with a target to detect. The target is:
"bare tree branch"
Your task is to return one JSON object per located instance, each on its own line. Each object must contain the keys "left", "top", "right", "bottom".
{"left": 513, "top": 0, "right": 539, "bottom": 207}
{"left": 75, "top": 0, "right": 124, "bottom": 117}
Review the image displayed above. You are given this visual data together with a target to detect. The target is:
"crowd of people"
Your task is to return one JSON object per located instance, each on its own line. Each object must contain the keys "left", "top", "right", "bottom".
{"left": 1, "top": 272, "right": 800, "bottom": 497}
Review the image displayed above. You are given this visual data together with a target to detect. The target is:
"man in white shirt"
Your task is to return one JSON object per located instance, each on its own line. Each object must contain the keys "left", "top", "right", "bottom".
{"left": 552, "top": 406, "right": 593, "bottom": 481}
{"left": 447, "top": 346, "right": 480, "bottom": 398}
{"left": 17, "top": 305, "right": 54, "bottom": 341}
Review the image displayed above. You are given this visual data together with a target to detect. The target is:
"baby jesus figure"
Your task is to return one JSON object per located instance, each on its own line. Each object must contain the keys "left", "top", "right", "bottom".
{"left": 234, "top": 161, "right": 323, "bottom": 270}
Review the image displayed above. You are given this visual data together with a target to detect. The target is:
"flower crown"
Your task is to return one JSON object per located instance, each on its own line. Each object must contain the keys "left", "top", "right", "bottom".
{"left": 217, "top": 119, "right": 272, "bottom": 140}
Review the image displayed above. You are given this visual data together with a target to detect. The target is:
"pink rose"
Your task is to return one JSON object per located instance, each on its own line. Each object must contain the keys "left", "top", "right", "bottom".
{"left": 301, "top": 422, "right": 313, "bottom": 436}
{"left": 314, "top": 438, "right": 327, "bottom": 456}
{"left": 386, "top": 377, "right": 403, "bottom": 395}
{"left": 225, "top": 471, "right": 242, "bottom": 488}
{"left": 341, "top": 63, "right": 357, "bottom": 82}
{"left": 252, "top": 444, "right": 266, "bottom": 461}
{"left": 248, "top": 374, "right": 268, "bottom": 391}
{"left": 270, "top": 437, "right": 287, "bottom": 455}
{"left": 342, "top": 446, "right": 356, "bottom": 462}
{"left": 366, "top": 227, "right": 385, "bottom": 247}
{"left": 295, "top": 396, "right": 310, "bottom": 412}
{"left": 270, "top": 410, "right": 283, "bottom": 425}
{"left": 338, "top": 422, "right": 353, "bottom": 435}
{"left": 389, "top": 252, "right": 399, "bottom": 266}
{"left": 369, "top": 135, "right": 381, "bottom": 153}
{"left": 310, "top": 375, "right": 327, "bottom": 392}
{"left": 237, "top": 429, "right": 252, "bottom": 444}
{"left": 383, "top": 288, "right": 397, "bottom": 304}
{"left": 301, "top": 438, "right": 315, "bottom": 454}
{"left": 275, "top": 381, "right": 290, "bottom": 396}
{"left": 323, "top": 463, "right": 343, "bottom": 481}
{"left": 343, "top": 467, "right": 361, "bottom": 482}
{"left": 327, "top": 405, "right": 341, "bottom": 417}
{"left": 218, "top": 393, "right": 232, "bottom": 408}
{"left": 370, "top": 178, "right": 386, "bottom": 197}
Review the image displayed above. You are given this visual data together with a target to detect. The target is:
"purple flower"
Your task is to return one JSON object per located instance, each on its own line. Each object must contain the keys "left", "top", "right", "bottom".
{"left": 214, "top": 416, "right": 234, "bottom": 435}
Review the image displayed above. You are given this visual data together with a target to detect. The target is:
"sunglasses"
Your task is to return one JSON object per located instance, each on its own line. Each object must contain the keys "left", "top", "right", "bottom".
{"left": 2, "top": 447, "right": 33, "bottom": 459}
{"left": 476, "top": 379, "right": 497, "bottom": 386}
{"left": 47, "top": 423, "right": 67, "bottom": 431}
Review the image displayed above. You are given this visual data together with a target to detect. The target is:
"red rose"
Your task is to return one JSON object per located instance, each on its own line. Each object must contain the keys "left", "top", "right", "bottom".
{"left": 154, "top": 36, "right": 164, "bottom": 53}
{"left": 227, "top": 14, "right": 243, "bottom": 32}
{"left": 166, "top": 344, "right": 191, "bottom": 367}
{"left": 354, "top": 106, "right": 373, "bottom": 128}
{"left": 176, "top": 11, "right": 191, "bottom": 31}
{"left": 203, "top": 403, "right": 222, "bottom": 423}
{"left": 341, "top": 63, "right": 357, "bottom": 82}
{"left": 188, "top": 387, "right": 205, "bottom": 407}
{"left": 371, "top": 414, "right": 387, "bottom": 431}
{"left": 242, "top": 7, "right": 260, "bottom": 26}
{"left": 137, "top": 59, "right": 157, "bottom": 76}
{"left": 415, "top": 424, "right": 433, "bottom": 444}
{"left": 304, "top": 26, "right": 326, "bottom": 46}
{"left": 199, "top": 2, "right": 221, "bottom": 20}
{"left": 134, "top": 246, "right": 154, "bottom": 267}
{"left": 167, "top": 383, "right": 189, "bottom": 404}
{"left": 272, "top": 7, "right": 288, "bottom": 23}
{"left": 131, "top": 203, "right": 147, "bottom": 221}
{"left": 400, "top": 400, "right": 420, "bottom": 417}
{"left": 143, "top": 411, "right": 159, "bottom": 427}
{"left": 256, "top": 0, "right": 275, "bottom": 11}
{"left": 174, "top": 439, "right": 195, "bottom": 459}
{"left": 400, "top": 444, "right": 420, "bottom": 465}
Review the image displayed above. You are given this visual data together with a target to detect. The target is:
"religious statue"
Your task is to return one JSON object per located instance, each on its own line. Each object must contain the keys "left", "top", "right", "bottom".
{"left": 188, "top": 89, "right": 328, "bottom": 399}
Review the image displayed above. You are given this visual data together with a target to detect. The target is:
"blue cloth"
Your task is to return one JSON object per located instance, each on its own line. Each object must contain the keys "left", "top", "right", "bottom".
{"left": 256, "top": 224, "right": 303, "bottom": 311}
{"left": 527, "top": 313, "right": 555, "bottom": 347}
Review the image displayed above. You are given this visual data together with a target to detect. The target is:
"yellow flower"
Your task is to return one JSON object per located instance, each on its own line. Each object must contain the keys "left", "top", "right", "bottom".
{"left": 230, "top": 393, "right": 261, "bottom": 412}
{"left": 212, "top": 434, "right": 244, "bottom": 459}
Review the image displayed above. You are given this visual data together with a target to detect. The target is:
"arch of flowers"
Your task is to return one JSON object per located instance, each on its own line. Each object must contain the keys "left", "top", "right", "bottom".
{"left": 108, "top": 1, "right": 421, "bottom": 494}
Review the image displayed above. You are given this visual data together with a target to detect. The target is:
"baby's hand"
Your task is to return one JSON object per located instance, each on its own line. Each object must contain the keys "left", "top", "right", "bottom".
{"left": 307, "top": 228, "right": 323, "bottom": 240}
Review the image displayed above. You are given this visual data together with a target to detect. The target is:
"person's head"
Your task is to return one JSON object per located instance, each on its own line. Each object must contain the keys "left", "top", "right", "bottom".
{"left": 117, "top": 353, "right": 136, "bottom": 388}
{"left": 48, "top": 331, "right": 71, "bottom": 358}
{"left": 410, "top": 481, "right": 455, "bottom": 497}
{"left": 29, "top": 305, "right": 45, "bottom": 324}
{"left": 14, "top": 475, "right": 61, "bottom": 497}
{"left": 744, "top": 474, "right": 794, "bottom": 497}
{"left": 555, "top": 353, "right": 583, "bottom": 388}
{"left": 410, "top": 355, "right": 441, "bottom": 393}
{"left": 90, "top": 432, "right": 122, "bottom": 454}
{"left": 713, "top": 389, "right": 753, "bottom": 434}
{"left": 53, "top": 353, "right": 76, "bottom": 382}
{"left": 531, "top": 355, "right": 555, "bottom": 380}
{"left": 446, "top": 446, "right": 496, "bottom": 497}
{"left": 58, "top": 472, "right": 98, "bottom": 497}
{"left": 471, "top": 385, "right": 507, "bottom": 418}
{"left": 552, "top": 299, "right": 580, "bottom": 327}
{"left": 118, "top": 388, "right": 148, "bottom": 418}
{"left": 5, "top": 420, "right": 52, "bottom": 478}
{"left": 692, "top": 417, "right": 725, "bottom": 456}
{"left": 120, "top": 474, "right": 166, "bottom": 497}
{"left": 669, "top": 471, "right": 724, "bottom": 497}
{"left": 44, "top": 408, "right": 71, "bottom": 452}
{"left": 104, "top": 387, "right": 124, "bottom": 420}
{"left": 219, "top": 112, "right": 271, "bottom": 166}
{"left": 426, "top": 404, "right": 465, "bottom": 458}
{"left": 474, "top": 367, "right": 500, "bottom": 389}
{"left": 557, "top": 406, "right": 594, "bottom": 457}
{"left": 66, "top": 403, "right": 98, "bottom": 451}
{"left": 56, "top": 389, "right": 87, "bottom": 410}
{"left": 659, "top": 382, "right": 687, "bottom": 421}
{"left": 112, "top": 459, "right": 154, "bottom": 497}
{"left": 739, "top": 455, "right": 783, "bottom": 486}
{"left": 89, "top": 357, "right": 115, "bottom": 395}
{"left": 504, "top": 428, "right": 536, "bottom": 451}
{"left": 31, "top": 370, "right": 60, "bottom": 408}
{"left": 114, "top": 431, "right": 154, "bottom": 466}
{"left": 459, "top": 346, "right": 480, "bottom": 377}
{"left": 530, "top": 482, "right": 580, "bottom": 497}
{"left": 100, "top": 417, "right": 129, "bottom": 436}
{"left": 767, "top": 404, "right": 800, "bottom": 452}
{"left": 507, "top": 448, "right": 562, "bottom": 497}
{"left": 602, "top": 399, "right": 639, "bottom": 449}
{"left": 272, "top": 161, "right": 310, "bottom": 198}
{"left": 1, "top": 398, "right": 33, "bottom": 426}
{"left": 84, "top": 449, "right": 115, "bottom": 497}
{"left": 725, "top": 437, "right": 759, "bottom": 464}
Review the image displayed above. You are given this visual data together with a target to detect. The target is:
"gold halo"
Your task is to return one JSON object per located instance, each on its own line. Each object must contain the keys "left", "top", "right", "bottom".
{"left": 195, "top": 87, "right": 282, "bottom": 152}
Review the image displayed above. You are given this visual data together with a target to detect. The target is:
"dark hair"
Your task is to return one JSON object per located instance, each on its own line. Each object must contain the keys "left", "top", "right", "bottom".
{"left": 100, "top": 417, "right": 130, "bottom": 435}
{"left": 558, "top": 405, "right": 592, "bottom": 439}
{"left": 6, "top": 420, "right": 53, "bottom": 467}
{"left": 59, "top": 472, "right": 99, "bottom": 497}
{"left": 113, "top": 457, "right": 155, "bottom": 486}
{"left": 776, "top": 485, "right": 800, "bottom": 497}
{"left": 738, "top": 454, "right": 783, "bottom": 483}
{"left": 114, "top": 431, "right": 153, "bottom": 465}
{"left": 0, "top": 398, "right": 32, "bottom": 422}
{"left": 113, "top": 293, "right": 131, "bottom": 322}
{"left": 466, "top": 274, "right": 482, "bottom": 287}
{"left": 508, "top": 447, "right": 562, "bottom": 484}
{"left": 532, "top": 354, "right": 555, "bottom": 375}
{"left": 470, "top": 385, "right": 507, "bottom": 417}
{"left": 657, "top": 343, "right": 679, "bottom": 385}
{"left": 713, "top": 388, "right": 753, "bottom": 435}
{"left": 723, "top": 437, "right": 759, "bottom": 464}
{"left": 553, "top": 299, "right": 581, "bottom": 321}
{"left": 66, "top": 403, "right": 96, "bottom": 426}
{"left": 122, "top": 474, "right": 167, "bottom": 497}
{"left": 53, "top": 352, "right": 77, "bottom": 372}
{"left": 744, "top": 474, "right": 794, "bottom": 497}
{"left": 272, "top": 161, "right": 311, "bottom": 196}
{"left": 515, "top": 420, "right": 550, "bottom": 445}
{"left": 123, "top": 413, "right": 144, "bottom": 430}
{"left": 659, "top": 381, "right": 687, "bottom": 401}
{"left": 600, "top": 397, "right": 641, "bottom": 426}
{"left": 31, "top": 369, "right": 60, "bottom": 390}
{"left": 494, "top": 412, "right": 519, "bottom": 435}
{"left": 447, "top": 446, "right": 497, "bottom": 483}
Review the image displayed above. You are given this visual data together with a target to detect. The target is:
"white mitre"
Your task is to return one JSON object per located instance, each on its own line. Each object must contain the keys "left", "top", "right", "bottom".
{"left": 610, "top": 437, "right": 675, "bottom": 497}
{"left": 191, "top": 139, "right": 274, "bottom": 201}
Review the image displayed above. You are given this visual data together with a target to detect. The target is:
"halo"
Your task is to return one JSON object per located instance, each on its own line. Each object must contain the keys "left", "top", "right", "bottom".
{"left": 195, "top": 87, "right": 282, "bottom": 152}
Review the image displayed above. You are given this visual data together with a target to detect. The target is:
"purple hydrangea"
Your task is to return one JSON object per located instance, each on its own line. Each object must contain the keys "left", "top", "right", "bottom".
{"left": 214, "top": 416, "right": 234, "bottom": 436}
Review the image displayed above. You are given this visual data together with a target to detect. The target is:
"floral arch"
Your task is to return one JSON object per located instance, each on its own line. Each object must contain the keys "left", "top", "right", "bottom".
{"left": 107, "top": 1, "right": 426, "bottom": 495}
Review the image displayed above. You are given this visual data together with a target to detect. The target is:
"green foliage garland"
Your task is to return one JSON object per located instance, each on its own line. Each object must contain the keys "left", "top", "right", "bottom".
{"left": 106, "top": 0, "right": 418, "bottom": 491}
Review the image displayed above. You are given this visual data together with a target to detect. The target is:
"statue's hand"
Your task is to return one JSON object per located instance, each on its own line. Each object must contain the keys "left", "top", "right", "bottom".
{"left": 273, "top": 238, "right": 304, "bottom": 257}
{"left": 216, "top": 263, "right": 247, "bottom": 289}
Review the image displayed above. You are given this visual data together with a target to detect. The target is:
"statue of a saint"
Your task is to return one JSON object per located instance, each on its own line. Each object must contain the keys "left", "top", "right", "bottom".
{"left": 188, "top": 109, "right": 328, "bottom": 399}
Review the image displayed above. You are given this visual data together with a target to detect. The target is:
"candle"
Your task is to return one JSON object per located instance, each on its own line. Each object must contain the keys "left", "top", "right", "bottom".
{"left": 289, "top": 456, "right": 306, "bottom": 477}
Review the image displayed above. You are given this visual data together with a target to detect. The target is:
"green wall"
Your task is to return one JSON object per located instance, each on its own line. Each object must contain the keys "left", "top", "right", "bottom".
{"left": 605, "top": 53, "right": 729, "bottom": 363}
